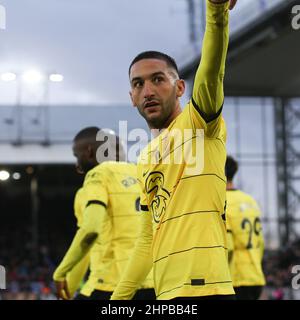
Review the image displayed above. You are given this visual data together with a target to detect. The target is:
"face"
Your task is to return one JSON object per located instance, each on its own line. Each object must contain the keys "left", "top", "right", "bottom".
{"left": 72, "top": 139, "right": 94, "bottom": 174}
{"left": 129, "top": 59, "right": 185, "bottom": 129}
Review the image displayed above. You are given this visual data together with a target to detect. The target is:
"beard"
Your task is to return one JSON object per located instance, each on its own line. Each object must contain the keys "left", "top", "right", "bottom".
{"left": 80, "top": 161, "right": 95, "bottom": 174}
{"left": 138, "top": 92, "right": 177, "bottom": 129}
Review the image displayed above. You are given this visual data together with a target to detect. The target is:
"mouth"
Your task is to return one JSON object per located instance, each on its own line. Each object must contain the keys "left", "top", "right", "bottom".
{"left": 144, "top": 101, "right": 160, "bottom": 109}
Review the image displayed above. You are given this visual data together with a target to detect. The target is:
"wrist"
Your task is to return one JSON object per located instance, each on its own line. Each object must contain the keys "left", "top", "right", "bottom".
{"left": 53, "top": 270, "right": 66, "bottom": 282}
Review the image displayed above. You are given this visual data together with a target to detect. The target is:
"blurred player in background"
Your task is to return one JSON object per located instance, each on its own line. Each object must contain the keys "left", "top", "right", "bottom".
{"left": 112, "top": 0, "right": 238, "bottom": 300}
{"left": 225, "top": 156, "right": 266, "bottom": 300}
{"left": 53, "top": 127, "right": 154, "bottom": 300}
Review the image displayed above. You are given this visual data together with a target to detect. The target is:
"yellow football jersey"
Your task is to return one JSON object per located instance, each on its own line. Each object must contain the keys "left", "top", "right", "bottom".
{"left": 80, "top": 161, "right": 153, "bottom": 296}
{"left": 226, "top": 190, "right": 266, "bottom": 287}
{"left": 138, "top": 104, "right": 233, "bottom": 299}
{"left": 111, "top": 0, "right": 234, "bottom": 301}
{"left": 135, "top": 1, "right": 234, "bottom": 300}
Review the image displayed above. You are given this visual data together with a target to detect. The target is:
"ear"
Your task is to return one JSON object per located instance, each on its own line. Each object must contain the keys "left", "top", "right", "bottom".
{"left": 129, "top": 91, "right": 137, "bottom": 108}
{"left": 87, "top": 144, "right": 93, "bottom": 158}
{"left": 176, "top": 79, "right": 185, "bottom": 98}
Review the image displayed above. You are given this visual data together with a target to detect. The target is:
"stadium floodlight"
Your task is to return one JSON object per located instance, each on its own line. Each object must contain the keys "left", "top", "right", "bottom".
{"left": 0, "top": 72, "right": 17, "bottom": 82}
{"left": 49, "top": 73, "right": 64, "bottom": 82}
{"left": 0, "top": 170, "right": 10, "bottom": 181}
{"left": 12, "top": 172, "right": 21, "bottom": 180}
{"left": 22, "top": 70, "right": 43, "bottom": 84}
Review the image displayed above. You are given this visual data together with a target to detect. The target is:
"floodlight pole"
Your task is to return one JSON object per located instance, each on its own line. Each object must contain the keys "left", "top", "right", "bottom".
{"left": 274, "top": 97, "right": 300, "bottom": 246}
{"left": 14, "top": 76, "right": 23, "bottom": 146}
{"left": 30, "top": 174, "right": 39, "bottom": 264}
{"left": 42, "top": 77, "right": 51, "bottom": 146}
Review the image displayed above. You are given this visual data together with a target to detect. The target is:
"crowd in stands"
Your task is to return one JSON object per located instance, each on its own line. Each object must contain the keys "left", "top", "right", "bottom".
{"left": 0, "top": 226, "right": 70, "bottom": 300}
{"left": 262, "top": 239, "right": 300, "bottom": 300}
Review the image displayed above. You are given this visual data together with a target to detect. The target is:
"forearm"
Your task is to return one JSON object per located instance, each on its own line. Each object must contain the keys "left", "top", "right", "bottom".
{"left": 192, "top": 0, "right": 229, "bottom": 119}
{"left": 111, "top": 212, "right": 153, "bottom": 300}
{"left": 66, "top": 253, "right": 90, "bottom": 297}
{"left": 53, "top": 227, "right": 97, "bottom": 281}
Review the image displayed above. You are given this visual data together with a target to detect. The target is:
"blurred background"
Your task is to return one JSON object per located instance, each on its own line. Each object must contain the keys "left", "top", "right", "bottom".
{"left": 0, "top": 0, "right": 300, "bottom": 300}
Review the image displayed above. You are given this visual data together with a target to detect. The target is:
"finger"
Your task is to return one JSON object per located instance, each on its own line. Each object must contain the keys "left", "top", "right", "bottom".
{"left": 55, "top": 281, "right": 67, "bottom": 300}
{"left": 58, "top": 288, "right": 66, "bottom": 300}
{"left": 55, "top": 282, "right": 63, "bottom": 299}
{"left": 59, "top": 290, "right": 66, "bottom": 300}
{"left": 64, "top": 281, "right": 71, "bottom": 300}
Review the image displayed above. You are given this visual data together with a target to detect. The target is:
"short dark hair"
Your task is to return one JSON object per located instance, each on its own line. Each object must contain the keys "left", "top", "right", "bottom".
{"left": 129, "top": 51, "right": 179, "bottom": 76}
{"left": 225, "top": 156, "right": 238, "bottom": 181}
{"left": 73, "top": 126, "right": 100, "bottom": 142}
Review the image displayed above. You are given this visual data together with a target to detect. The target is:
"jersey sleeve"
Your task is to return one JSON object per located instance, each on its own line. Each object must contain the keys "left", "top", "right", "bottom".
{"left": 74, "top": 188, "right": 86, "bottom": 227}
{"left": 110, "top": 211, "right": 153, "bottom": 300}
{"left": 66, "top": 253, "right": 90, "bottom": 298}
{"left": 190, "top": 0, "right": 229, "bottom": 137}
{"left": 83, "top": 167, "right": 109, "bottom": 207}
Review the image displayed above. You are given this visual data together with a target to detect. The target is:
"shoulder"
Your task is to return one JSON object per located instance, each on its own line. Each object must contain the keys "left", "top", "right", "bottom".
{"left": 231, "top": 190, "right": 261, "bottom": 213}
{"left": 227, "top": 189, "right": 241, "bottom": 199}
{"left": 180, "top": 102, "right": 226, "bottom": 140}
{"left": 226, "top": 190, "right": 249, "bottom": 212}
{"left": 238, "top": 190, "right": 259, "bottom": 205}
{"left": 74, "top": 187, "right": 86, "bottom": 202}
{"left": 88, "top": 161, "right": 139, "bottom": 181}
{"left": 102, "top": 161, "right": 137, "bottom": 173}
{"left": 75, "top": 187, "right": 84, "bottom": 198}
{"left": 84, "top": 163, "right": 108, "bottom": 184}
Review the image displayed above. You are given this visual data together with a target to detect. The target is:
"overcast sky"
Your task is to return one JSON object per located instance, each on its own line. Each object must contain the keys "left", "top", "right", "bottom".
{"left": 0, "top": 0, "right": 282, "bottom": 106}
{"left": 0, "top": 0, "right": 192, "bottom": 105}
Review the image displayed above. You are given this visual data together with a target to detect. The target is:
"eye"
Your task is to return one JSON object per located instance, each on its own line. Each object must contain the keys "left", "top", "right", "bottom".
{"left": 133, "top": 80, "right": 143, "bottom": 88}
{"left": 153, "top": 76, "right": 164, "bottom": 84}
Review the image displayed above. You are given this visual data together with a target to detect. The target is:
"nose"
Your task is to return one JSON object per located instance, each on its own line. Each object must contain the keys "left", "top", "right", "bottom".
{"left": 143, "top": 81, "right": 155, "bottom": 99}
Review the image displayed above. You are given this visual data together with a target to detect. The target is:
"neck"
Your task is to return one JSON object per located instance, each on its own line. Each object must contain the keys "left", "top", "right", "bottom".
{"left": 165, "top": 104, "right": 181, "bottom": 127}
{"left": 226, "top": 181, "right": 235, "bottom": 190}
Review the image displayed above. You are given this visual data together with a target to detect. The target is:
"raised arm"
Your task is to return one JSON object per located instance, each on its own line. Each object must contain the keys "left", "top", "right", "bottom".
{"left": 192, "top": 0, "right": 235, "bottom": 122}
